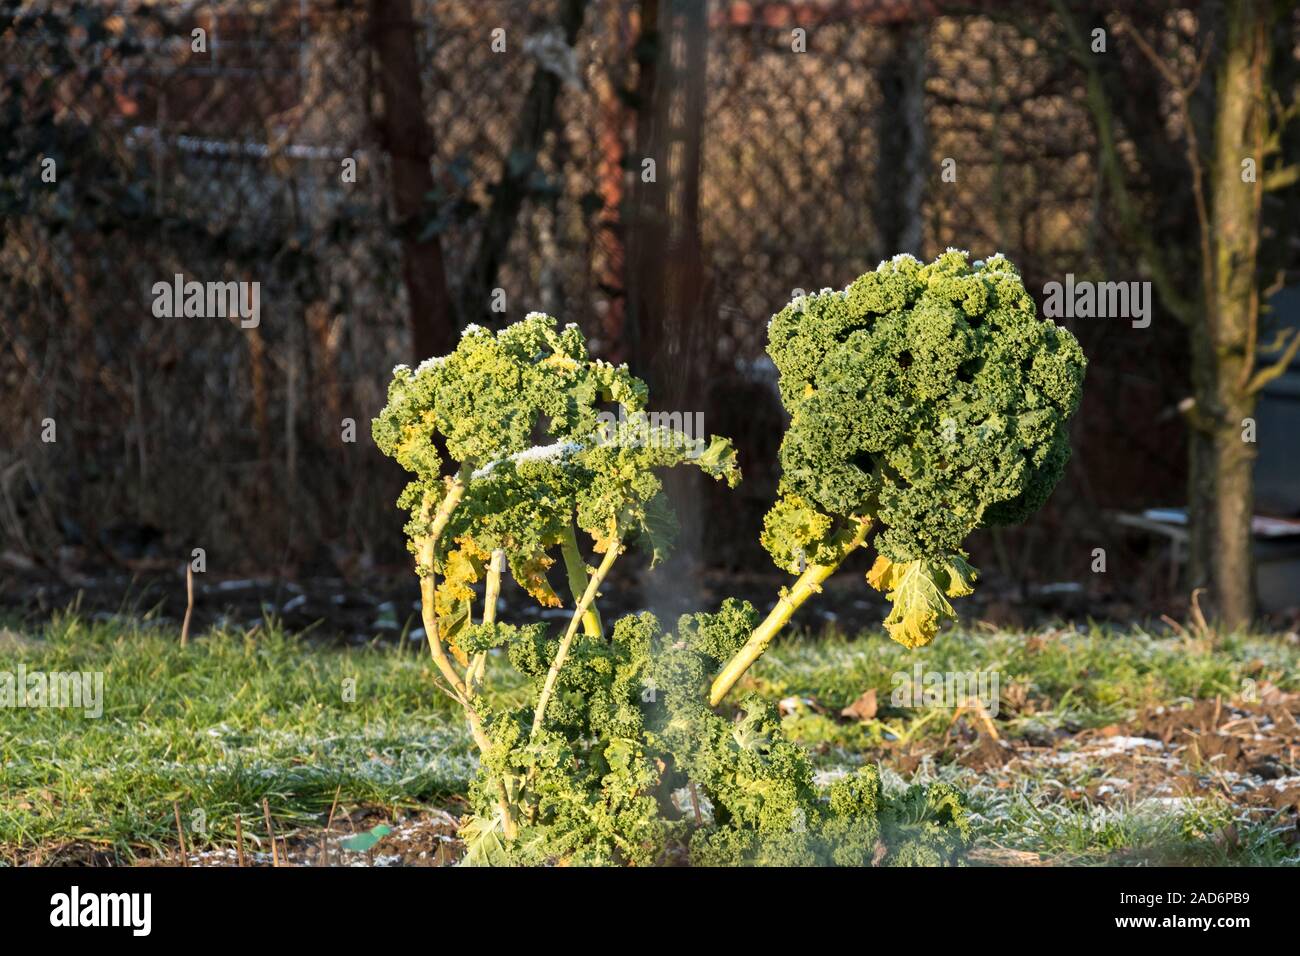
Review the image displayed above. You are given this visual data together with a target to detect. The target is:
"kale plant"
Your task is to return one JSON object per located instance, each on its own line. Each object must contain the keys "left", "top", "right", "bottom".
{"left": 372, "top": 249, "right": 1081, "bottom": 866}
{"left": 711, "top": 250, "right": 1085, "bottom": 703}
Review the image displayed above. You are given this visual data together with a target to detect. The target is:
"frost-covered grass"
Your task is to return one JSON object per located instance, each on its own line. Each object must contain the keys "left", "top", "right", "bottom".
{"left": 2, "top": 614, "right": 1297, "bottom": 865}
{"left": 0, "top": 613, "right": 486, "bottom": 861}
{"left": 762, "top": 623, "right": 1300, "bottom": 866}
{"left": 756, "top": 623, "right": 1298, "bottom": 725}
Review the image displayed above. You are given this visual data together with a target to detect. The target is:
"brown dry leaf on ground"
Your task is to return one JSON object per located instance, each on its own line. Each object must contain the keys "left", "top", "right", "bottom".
{"left": 1123, "top": 692, "right": 1300, "bottom": 780}
{"left": 840, "top": 688, "right": 878, "bottom": 722}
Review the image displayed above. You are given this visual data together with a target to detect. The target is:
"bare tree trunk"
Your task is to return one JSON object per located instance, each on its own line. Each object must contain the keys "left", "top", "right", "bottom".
{"left": 1057, "top": 0, "right": 1279, "bottom": 629}
{"left": 1186, "top": 333, "right": 1218, "bottom": 595}
{"left": 1200, "top": 0, "right": 1273, "bottom": 628}
{"left": 627, "top": 0, "right": 708, "bottom": 408}
{"left": 368, "top": 0, "right": 455, "bottom": 361}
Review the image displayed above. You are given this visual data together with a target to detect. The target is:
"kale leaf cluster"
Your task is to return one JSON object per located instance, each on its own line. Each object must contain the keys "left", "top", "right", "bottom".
{"left": 367, "top": 270, "right": 1074, "bottom": 865}
{"left": 764, "top": 250, "right": 1085, "bottom": 646}
{"left": 464, "top": 602, "right": 970, "bottom": 867}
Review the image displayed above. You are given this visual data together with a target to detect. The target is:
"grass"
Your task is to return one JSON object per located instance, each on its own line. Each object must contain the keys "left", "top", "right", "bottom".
{"left": 1, "top": 612, "right": 1297, "bottom": 865}
{"left": 758, "top": 624, "right": 1296, "bottom": 728}
{"left": 0, "top": 613, "right": 478, "bottom": 861}
{"left": 762, "top": 625, "right": 1300, "bottom": 865}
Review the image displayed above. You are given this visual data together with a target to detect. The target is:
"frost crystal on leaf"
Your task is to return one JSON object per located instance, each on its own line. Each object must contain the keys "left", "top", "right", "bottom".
{"left": 471, "top": 440, "right": 585, "bottom": 480}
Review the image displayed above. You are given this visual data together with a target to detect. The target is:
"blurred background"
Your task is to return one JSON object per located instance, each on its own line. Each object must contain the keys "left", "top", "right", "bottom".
{"left": 2, "top": 0, "right": 1298, "bottom": 638}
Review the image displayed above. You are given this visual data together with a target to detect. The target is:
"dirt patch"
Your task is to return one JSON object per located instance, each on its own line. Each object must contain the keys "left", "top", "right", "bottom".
{"left": 1121, "top": 690, "right": 1300, "bottom": 778}
{"left": 2, "top": 809, "right": 469, "bottom": 868}
{"left": 140, "top": 808, "right": 466, "bottom": 867}
{"left": 864, "top": 691, "right": 1300, "bottom": 836}
{"left": 954, "top": 735, "right": 1016, "bottom": 772}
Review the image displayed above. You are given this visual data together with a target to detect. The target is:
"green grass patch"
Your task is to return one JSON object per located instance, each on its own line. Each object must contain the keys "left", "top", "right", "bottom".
{"left": 2, "top": 614, "right": 1297, "bottom": 865}
{"left": 761, "top": 623, "right": 1297, "bottom": 746}
{"left": 0, "top": 613, "right": 481, "bottom": 861}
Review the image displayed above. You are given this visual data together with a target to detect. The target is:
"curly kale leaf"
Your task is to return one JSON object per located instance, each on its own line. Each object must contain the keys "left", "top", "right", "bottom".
{"left": 866, "top": 552, "right": 978, "bottom": 649}
{"left": 373, "top": 314, "right": 648, "bottom": 474}
{"left": 878, "top": 780, "right": 972, "bottom": 866}
{"left": 765, "top": 250, "right": 1084, "bottom": 646}
{"left": 462, "top": 607, "right": 970, "bottom": 866}
{"left": 375, "top": 313, "right": 739, "bottom": 610}
{"left": 760, "top": 493, "right": 837, "bottom": 574}
{"left": 458, "top": 620, "right": 546, "bottom": 656}
{"left": 574, "top": 416, "right": 739, "bottom": 559}
{"left": 677, "top": 598, "right": 758, "bottom": 665}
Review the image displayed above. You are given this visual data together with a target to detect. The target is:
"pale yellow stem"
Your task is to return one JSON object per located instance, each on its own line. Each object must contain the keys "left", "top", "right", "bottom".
{"left": 417, "top": 465, "right": 472, "bottom": 701}
{"left": 414, "top": 468, "right": 515, "bottom": 837}
{"left": 468, "top": 548, "right": 505, "bottom": 691}
{"left": 530, "top": 542, "right": 623, "bottom": 739}
{"left": 709, "top": 517, "right": 871, "bottom": 707}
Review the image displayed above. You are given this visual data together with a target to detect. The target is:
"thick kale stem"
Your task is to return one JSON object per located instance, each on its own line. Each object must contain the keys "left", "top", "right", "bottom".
{"left": 416, "top": 471, "right": 517, "bottom": 838}
{"left": 530, "top": 541, "right": 623, "bottom": 739}
{"left": 709, "top": 517, "right": 872, "bottom": 707}
{"left": 559, "top": 522, "right": 604, "bottom": 638}
{"left": 417, "top": 464, "right": 474, "bottom": 701}
{"left": 468, "top": 548, "right": 505, "bottom": 692}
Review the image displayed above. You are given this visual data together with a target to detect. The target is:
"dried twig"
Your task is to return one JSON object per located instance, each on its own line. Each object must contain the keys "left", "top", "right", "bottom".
{"left": 180, "top": 562, "right": 194, "bottom": 647}
{"left": 235, "top": 813, "right": 246, "bottom": 867}
{"left": 947, "top": 697, "right": 1001, "bottom": 741}
{"left": 173, "top": 801, "right": 188, "bottom": 866}
{"left": 262, "top": 798, "right": 280, "bottom": 867}
{"left": 1190, "top": 587, "right": 1211, "bottom": 638}
{"left": 688, "top": 782, "right": 703, "bottom": 826}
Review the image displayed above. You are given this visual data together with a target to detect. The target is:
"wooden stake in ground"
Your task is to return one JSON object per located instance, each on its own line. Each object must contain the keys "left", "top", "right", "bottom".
{"left": 180, "top": 563, "right": 194, "bottom": 647}
{"left": 173, "top": 801, "right": 188, "bottom": 866}
{"left": 263, "top": 798, "right": 280, "bottom": 867}
{"left": 235, "top": 813, "right": 246, "bottom": 867}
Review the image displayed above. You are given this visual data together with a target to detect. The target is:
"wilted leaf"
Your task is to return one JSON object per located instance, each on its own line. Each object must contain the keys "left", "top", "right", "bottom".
{"left": 840, "top": 688, "right": 878, "bottom": 722}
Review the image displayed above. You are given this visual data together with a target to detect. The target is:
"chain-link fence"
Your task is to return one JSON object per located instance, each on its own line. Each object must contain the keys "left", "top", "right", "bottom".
{"left": 0, "top": 0, "right": 1238, "bottom": 605}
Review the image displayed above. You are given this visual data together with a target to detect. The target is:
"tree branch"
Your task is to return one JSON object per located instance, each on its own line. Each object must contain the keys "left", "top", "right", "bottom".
{"left": 1119, "top": 16, "right": 1215, "bottom": 325}
{"left": 1263, "top": 163, "right": 1300, "bottom": 191}
{"left": 459, "top": 0, "right": 590, "bottom": 322}
{"left": 1247, "top": 328, "right": 1300, "bottom": 394}
{"left": 1049, "top": 0, "right": 1197, "bottom": 324}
